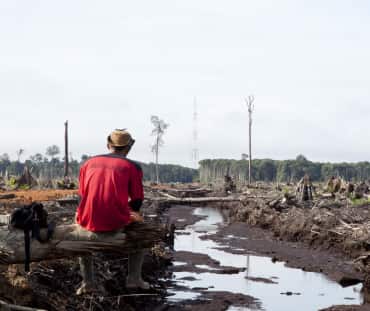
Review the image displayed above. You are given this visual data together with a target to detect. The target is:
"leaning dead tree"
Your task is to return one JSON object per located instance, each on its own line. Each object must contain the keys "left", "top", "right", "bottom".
{"left": 0, "top": 222, "right": 164, "bottom": 265}
{"left": 245, "top": 96, "right": 255, "bottom": 185}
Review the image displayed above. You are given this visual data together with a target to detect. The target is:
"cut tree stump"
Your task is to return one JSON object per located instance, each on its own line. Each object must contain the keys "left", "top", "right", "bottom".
{"left": 0, "top": 222, "right": 164, "bottom": 265}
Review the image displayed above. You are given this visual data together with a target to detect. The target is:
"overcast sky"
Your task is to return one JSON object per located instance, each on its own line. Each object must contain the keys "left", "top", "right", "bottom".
{"left": 0, "top": 0, "right": 369, "bottom": 167}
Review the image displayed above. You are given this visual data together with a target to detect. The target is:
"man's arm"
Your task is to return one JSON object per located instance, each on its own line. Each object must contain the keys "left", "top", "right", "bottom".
{"left": 78, "top": 165, "right": 86, "bottom": 198}
{"left": 128, "top": 163, "right": 144, "bottom": 212}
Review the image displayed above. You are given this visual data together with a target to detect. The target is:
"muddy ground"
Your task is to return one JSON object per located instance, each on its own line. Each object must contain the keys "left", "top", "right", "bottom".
{"left": 164, "top": 199, "right": 367, "bottom": 288}
{"left": 0, "top": 190, "right": 259, "bottom": 311}
{"left": 1, "top": 187, "right": 370, "bottom": 310}
{"left": 165, "top": 203, "right": 368, "bottom": 311}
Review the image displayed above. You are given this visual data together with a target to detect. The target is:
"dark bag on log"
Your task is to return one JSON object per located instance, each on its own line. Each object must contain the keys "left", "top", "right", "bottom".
{"left": 10, "top": 202, "right": 54, "bottom": 272}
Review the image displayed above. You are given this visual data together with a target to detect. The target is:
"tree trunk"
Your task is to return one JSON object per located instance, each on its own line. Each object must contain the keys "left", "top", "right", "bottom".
{"left": 152, "top": 196, "right": 242, "bottom": 205}
{"left": 155, "top": 135, "right": 159, "bottom": 184}
{"left": 64, "top": 120, "right": 69, "bottom": 177}
{"left": 248, "top": 117, "right": 252, "bottom": 185}
{"left": 0, "top": 222, "right": 164, "bottom": 265}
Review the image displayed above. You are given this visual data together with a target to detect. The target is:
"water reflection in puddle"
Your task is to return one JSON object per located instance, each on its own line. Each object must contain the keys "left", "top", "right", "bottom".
{"left": 171, "top": 207, "right": 364, "bottom": 311}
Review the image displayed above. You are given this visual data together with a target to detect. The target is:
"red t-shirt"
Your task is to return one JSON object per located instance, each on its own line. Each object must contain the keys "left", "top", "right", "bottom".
{"left": 76, "top": 154, "right": 144, "bottom": 232}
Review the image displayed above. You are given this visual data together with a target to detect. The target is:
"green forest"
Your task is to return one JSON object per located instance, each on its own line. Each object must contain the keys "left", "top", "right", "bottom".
{"left": 0, "top": 150, "right": 197, "bottom": 183}
{"left": 3, "top": 150, "right": 370, "bottom": 185}
{"left": 199, "top": 155, "right": 370, "bottom": 183}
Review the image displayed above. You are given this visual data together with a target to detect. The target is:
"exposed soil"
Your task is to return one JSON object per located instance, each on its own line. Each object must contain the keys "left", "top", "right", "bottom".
{"left": 321, "top": 306, "right": 370, "bottom": 311}
{"left": 0, "top": 195, "right": 169, "bottom": 311}
{"left": 0, "top": 189, "right": 78, "bottom": 214}
{"left": 165, "top": 203, "right": 364, "bottom": 287}
{"left": 0, "top": 189, "right": 78, "bottom": 202}
{"left": 204, "top": 222, "right": 364, "bottom": 286}
{"left": 164, "top": 200, "right": 369, "bottom": 311}
{"left": 163, "top": 204, "right": 205, "bottom": 229}
{"left": 172, "top": 251, "right": 245, "bottom": 274}
{"left": 165, "top": 291, "right": 260, "bottom": 311}
{"left": 2, "top": 186, "right": 370, "bottom": 310}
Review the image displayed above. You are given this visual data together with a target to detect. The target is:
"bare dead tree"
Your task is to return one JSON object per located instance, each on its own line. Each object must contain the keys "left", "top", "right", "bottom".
{"left": 64, "top": 120, "right": 69, "bottom": 177}
{"left": 151, "top": 116, "right": 169, "bottom": 184}
{"left": 245, "top": 95, "right": 255, "bottom": 185}
{"left": 16, "top": 148, "right": 24, "bottom": 162}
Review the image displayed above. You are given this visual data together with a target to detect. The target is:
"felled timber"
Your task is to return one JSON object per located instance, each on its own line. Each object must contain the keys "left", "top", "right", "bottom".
{"left": 152, "top": 196, "right": 242, "bottom": 205}
{"left": 0, "top": 222, "right": 164, "bottom": 265}
{"left": 161, "top": 188, "right": 213, "bottom": 198}
{"left": 0, "top": 299, "right": 47, "bottom": 311}
{"left": 0, "top": 194, "right": 16, "bottom": 200}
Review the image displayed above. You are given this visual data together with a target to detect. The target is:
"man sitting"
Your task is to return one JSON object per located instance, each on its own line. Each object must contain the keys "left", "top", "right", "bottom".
{"left": 76, "top": 129, "right": 149, "bottom": 295}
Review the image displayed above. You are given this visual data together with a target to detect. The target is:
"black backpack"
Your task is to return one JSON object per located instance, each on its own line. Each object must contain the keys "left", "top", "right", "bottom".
{"left": 10, "top": 202, "right": 54, "bottom": 272}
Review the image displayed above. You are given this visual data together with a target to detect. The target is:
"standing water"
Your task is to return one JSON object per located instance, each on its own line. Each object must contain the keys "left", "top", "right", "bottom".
{"left": 169, "top": 207, "right": 363, "bottom": 311}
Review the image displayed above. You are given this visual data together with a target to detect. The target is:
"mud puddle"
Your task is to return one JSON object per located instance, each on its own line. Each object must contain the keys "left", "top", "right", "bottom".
{"left": 169, "top": 207, "right": 363, "bottom": 311}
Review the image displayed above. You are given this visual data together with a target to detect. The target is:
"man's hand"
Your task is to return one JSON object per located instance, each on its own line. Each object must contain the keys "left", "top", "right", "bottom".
{"left": 130, "top": 211, "right": 144, "bottom": 223}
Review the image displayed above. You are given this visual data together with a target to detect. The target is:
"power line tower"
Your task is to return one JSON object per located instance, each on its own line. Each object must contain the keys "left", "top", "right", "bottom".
{"left": 192, "top": 96, "right": 199, "bottom": 168}
{"left": 245, "top": 95, "right": 255, "bottom": 185}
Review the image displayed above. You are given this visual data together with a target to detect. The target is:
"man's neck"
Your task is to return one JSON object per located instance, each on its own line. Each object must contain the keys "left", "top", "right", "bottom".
{"left": 110, "top": 151, "right": 128, "bottom": 157}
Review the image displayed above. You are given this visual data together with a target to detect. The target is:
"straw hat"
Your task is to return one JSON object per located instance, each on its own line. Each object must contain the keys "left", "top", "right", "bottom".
{"left": 107, "top": 129, "right": 135, "bottom": 147}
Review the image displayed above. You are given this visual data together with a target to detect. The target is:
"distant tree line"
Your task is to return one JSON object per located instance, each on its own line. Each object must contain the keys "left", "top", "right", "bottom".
{"left": 140, "top": 162, "right": 197, "bottom": 183}
{"left": 4, "top": 149, "right": 370, "bottom": 185}
{"left": 199, "top": 155, "right": 370, "bottom": 184}
{"left": 0, "top": 147, "right": 82, "bottom": 181}
{"left": 0, "top": 147, "right": 197, "bottom": 184}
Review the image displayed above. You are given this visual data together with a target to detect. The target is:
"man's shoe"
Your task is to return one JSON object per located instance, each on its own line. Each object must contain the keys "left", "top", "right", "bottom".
{"left": 126, "top": 251, "right": 150, "bottom": 290}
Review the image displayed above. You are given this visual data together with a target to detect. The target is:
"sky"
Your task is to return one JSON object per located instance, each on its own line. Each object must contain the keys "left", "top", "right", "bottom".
{"left": 0, "top": 0, "right": 369, "bottom": 167}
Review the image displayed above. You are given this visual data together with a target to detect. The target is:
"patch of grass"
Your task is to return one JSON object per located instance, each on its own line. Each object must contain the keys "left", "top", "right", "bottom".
{"left": 19, "top": 184, "right": 31, "bottom": 190}
{"left": 350, "top": 197, "right": 370, "bottom": 206}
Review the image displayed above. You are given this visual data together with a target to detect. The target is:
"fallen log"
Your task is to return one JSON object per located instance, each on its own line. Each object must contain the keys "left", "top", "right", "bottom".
{"left": 152, "top": 196, "right": 242, "bottom": 205}
{"left": 0, "top": 194, "right": 16, "bottom": 200}
{"left": 158, "top": 192, "right": 178, "bottom": 200}
{"left": 57, "top": 195, "right": 242, "bottom": 206}
{"left": 162, "top": 188, "right": 213, "bottom": 198}
{"left": 320, "top": 193, "right": 335, "bottom": 199}
{"left": 0, "top": 222, "right": 164, "bottom": 265}
{"left": 0, "top": 299, "right": 47, "bottom": 311}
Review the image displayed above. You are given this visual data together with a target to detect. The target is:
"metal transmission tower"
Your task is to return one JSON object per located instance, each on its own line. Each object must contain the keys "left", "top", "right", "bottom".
{"left": 245, "top": 95, "right": 255, "bottom": 185}
{"left": 192, "top": 97, "right": 199, "bottom": 168}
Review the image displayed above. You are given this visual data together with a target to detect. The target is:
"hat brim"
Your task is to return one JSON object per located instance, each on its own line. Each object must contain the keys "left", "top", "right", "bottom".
{"left": 107, "top": 135, "right": 135, "bottom": 148}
